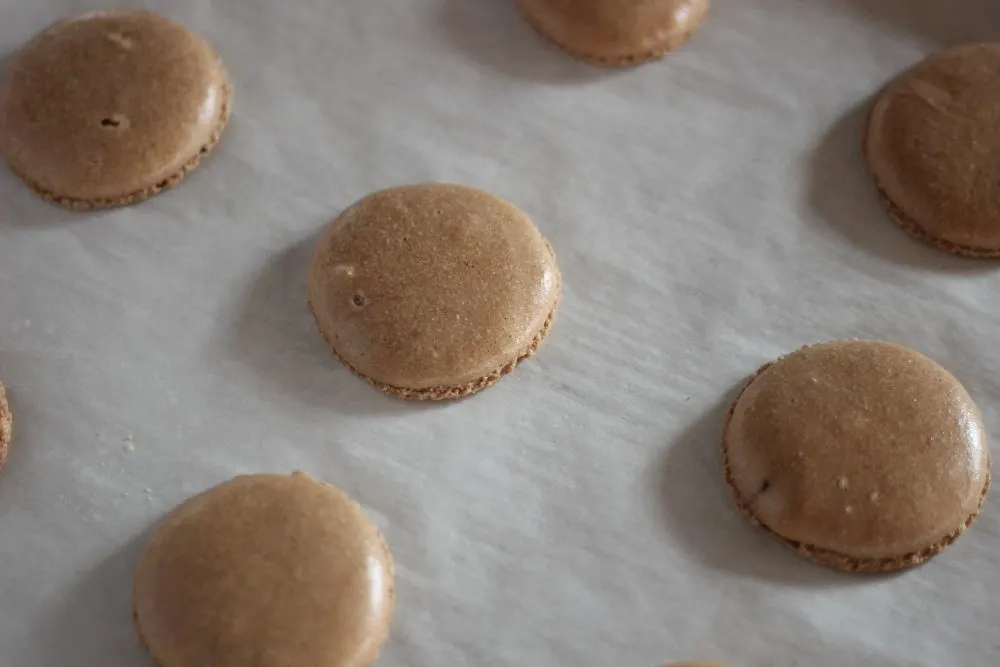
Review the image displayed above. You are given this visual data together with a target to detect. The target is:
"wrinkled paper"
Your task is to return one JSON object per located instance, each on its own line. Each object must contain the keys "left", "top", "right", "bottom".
{"left": 2, "top": 0, "right": 1000, "bottom": 665}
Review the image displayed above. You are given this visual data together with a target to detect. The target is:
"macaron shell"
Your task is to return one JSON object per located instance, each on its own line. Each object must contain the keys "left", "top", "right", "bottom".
{"left": 865, "top": 43, "right": 1000, "bottom": 256}
{"left": 308, "top": 183, "right": 561, "bottom": 396}
{"left": 518, "top": 0, "right": 710, "bottom": 66}
{"left": 723, "top": 341, "right": 990, "bottom": 570}
{"left": 133, "top": 472, "right": 395, "bottom": 667}
{"left": 0, "top": 10, "right": 230, "bottom": 208}
{"left": 0, "top": 381, "right": 10, "bottom": 471}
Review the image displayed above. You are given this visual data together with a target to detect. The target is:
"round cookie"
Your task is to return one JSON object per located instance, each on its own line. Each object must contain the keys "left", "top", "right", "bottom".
{"left": 865, "top": 43, "right": 1000, "bottom": 257}
{"left": 308, "top": 183, "right": 561, "bottom": 400}
{"left": 133, "top": 472, "right": 395, "bottom": 667}
{"left": 0, "top": 381, "right": 10, "bottom": 471}
{"left": 517, "top": 0, "right": 710, "bottom": 67}
{"left": 0, "top": 10, "right": 232, "bottom": 210}
{"left": 722, "top": 340, "right": 990, "bottom": 573}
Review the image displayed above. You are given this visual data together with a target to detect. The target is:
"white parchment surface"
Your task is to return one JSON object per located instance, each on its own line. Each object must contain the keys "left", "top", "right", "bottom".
{"left": 2, "top": 1, "right": 1000, "bottom": 665}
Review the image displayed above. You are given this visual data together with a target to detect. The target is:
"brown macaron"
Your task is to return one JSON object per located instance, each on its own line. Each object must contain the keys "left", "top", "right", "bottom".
{"left": 865, "top": 43, "right": 1000, "bottom": 257}
{"left": 0, "top": 381, "right": 10, "bottom": 471}
{"left": 517, "top": 0, "right": 710, "bottom": 67}
{"left": 133, "top": 472, "right": 395, "bottom": 667}
{"left": 722, "top": 340, "right": 990, "bottom": 573}
{"left": 0, "top": 10, "right": 232, "bottom": 210}
{"left": 308, "top": 183, "right": 561, "bottom": 401}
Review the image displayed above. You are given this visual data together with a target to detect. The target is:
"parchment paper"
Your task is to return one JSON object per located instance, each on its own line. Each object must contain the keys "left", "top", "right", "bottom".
{"left": 2, "top": 1, "right": 1000, "bottom": 665}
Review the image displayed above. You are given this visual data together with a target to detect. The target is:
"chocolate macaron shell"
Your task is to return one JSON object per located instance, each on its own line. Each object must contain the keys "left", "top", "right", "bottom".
{"left": 0, "top": 10, "right": 231, "bottom": 209}
{"left": 308, "top": 183, "right": 561, "bottom": 400}
{"left": 865, "top": 43, "right": 1000, "bottom": 257}
{"left": 723, "top": 340, "right": 990, "bottom": 572}
{"left": 517, "top": 0, "right": 710, "bottom": 66}
{"left": 133, "top": 472, "right": 395, "bottom": 667}
{"left": 0, "top": 381, "right": 10, "bottom": 471}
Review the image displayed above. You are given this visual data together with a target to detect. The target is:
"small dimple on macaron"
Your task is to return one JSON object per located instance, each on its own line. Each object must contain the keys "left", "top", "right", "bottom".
{"left": 99, "top": 113, "right": 130, "bottom": 129}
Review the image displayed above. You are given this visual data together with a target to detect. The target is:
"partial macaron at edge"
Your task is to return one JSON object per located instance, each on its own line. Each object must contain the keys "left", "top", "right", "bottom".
{"left": 308, "top": 268, "right": 560, "bottom": 401}
{"left": 862, "top": 45, "right": 1000, "bottom": 259}
{"left": 864, "top": 117, "right": 1000, "bottom": 259}
{"left": 516, "top": 0, "right": 710, "bottom": 67}
{"left": 132, "top": 472, "right": 396, "bottom": 667}
{"left": 0, "top": 381, "right": 10, "bottom": 471}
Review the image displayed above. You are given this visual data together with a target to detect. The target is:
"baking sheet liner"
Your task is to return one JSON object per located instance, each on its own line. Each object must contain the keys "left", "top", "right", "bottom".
{"left": 2, "top": 0, "right": 1000, "bottom": 665}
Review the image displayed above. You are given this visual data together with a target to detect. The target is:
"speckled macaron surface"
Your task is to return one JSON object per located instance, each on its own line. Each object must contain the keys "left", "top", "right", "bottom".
{"left": 865, "top": 43, "right": 1000, "bottom": 257}
{"left": 308, "top": 183, "right": 561, "bottom": 401}
{"left": 0, "top": 9, "right": 231, "bottom": 210}
{"left": 517, "top": 0, "right": 710, "bottom": 66}
{"left": 0, "top": 381, "right": 10, "bottom": 471}
{"left": 723, "top": 340, "right": 990, "bottom": 573}
{"left": 133, "top": 472, "right": 395, "bottom": 667}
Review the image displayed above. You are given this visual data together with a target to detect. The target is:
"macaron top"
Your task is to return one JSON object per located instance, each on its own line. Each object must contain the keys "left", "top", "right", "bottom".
{"left": 308, "top": 183, "right": 560, "bottom": 390}
{"left": 725, "top": 340, "right": 989, "bottom": 560}
{"left": 519, "top": 0, "right": 709, "bottom": 63}
{"left": 133, "top": 472, "right": 394, "bottom": 667}
{"left": 866, "top": 43, "right": 1000, "bottom": 252}
{"left": 0, "top": 10, "right": 228, "bottom": 201}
